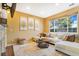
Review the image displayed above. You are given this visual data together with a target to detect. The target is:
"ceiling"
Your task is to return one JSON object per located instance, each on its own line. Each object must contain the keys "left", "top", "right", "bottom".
{"left": 15, "top": 3, "right": 79, "bottom": 18}
{"left": 1, "top": 3, "right": 79, "bottom": 18}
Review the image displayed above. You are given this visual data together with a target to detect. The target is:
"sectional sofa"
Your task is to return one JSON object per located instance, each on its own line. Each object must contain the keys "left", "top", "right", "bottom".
{"left": 47, "top": 33, "right": 79, "bottom": 56}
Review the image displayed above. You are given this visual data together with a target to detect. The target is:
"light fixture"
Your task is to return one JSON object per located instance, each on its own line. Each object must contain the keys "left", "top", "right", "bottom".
{"left": 26, "top": 6, "right": 31, "bottom": 10}
{"left": 39, "top": 11, "right": 45, "bottom": 15}
{"left": 55, "top": 3, "right": 60, "bottom": 6}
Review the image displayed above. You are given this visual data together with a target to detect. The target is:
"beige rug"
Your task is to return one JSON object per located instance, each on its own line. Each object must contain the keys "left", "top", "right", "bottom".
{"left": 13, "top": 42, "right": 67, "bottom": 56}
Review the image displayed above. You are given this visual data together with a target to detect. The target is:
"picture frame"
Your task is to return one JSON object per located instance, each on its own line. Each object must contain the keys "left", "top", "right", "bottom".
{"left": 35, "top": 19, "right": 40, "bottom": 31}
{"left": 28, "top": 17, "right": 34, "bottom": 30}
{"left": 20, "top": 16, "right": 27, "bottom": 31}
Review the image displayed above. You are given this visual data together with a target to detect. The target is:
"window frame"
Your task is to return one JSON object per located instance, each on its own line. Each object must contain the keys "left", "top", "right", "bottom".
{"left": 49, "top": 13, "right": 78, "bottom": 34}
{"left": 67, "top": 14, "right": 78, "bottom": 33}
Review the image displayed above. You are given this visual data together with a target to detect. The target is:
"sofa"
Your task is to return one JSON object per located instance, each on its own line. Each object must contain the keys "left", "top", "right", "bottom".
{"left": 55, "top": 41, "right": 79, "bottom": 56}
{"left": 45, "top": 33, "right": 79, "bottom": 56}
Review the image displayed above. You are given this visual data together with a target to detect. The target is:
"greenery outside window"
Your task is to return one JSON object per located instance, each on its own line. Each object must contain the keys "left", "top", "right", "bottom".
{"left": 54, "top": 17, "right": 67, "bottom": 32}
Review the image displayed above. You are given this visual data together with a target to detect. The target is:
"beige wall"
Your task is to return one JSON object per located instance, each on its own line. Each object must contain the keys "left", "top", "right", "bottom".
{"left": 7, "top": 11, "right": 44, "bottom": 45}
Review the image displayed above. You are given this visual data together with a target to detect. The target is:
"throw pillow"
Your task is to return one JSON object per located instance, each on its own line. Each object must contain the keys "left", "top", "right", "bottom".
{"left": 65, "top": 35, "right": 75, "bottom": 42}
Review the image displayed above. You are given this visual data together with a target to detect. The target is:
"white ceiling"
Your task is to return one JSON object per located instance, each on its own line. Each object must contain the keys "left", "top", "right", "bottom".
{"left": 7, "top": 3, "right": 79, "bottom": 18}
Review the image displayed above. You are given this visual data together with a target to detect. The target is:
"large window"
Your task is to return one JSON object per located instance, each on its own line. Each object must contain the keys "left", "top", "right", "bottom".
{"left": 49, "top": 14, "right": 78, "bottom": 33}
{"left": 54, "top": 17, "right": 67, "bottom": 32}
{"left": 68, "top": 15, "right": 77, "bottom": 32}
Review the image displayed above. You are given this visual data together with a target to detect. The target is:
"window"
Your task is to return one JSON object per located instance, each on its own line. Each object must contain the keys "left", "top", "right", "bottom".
{"left": 49, "top": 14, "right": 78, "bottom": 33}
{"left": 68, "top": 14, "right": 77, "bottom": 32}
{"left": 54, "top": 17, "right": 67, "bottom": 32}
